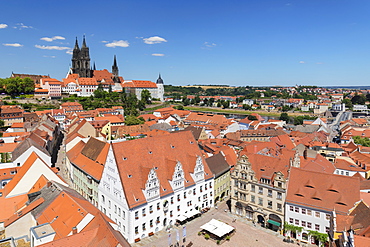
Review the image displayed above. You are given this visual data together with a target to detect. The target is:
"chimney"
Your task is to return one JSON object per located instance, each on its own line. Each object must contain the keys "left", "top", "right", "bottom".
{"left": 72, "top": 227, "right": 77, "bottom": 235}
{"left": 46, "top": 181, "right": 52, "bottom": 188}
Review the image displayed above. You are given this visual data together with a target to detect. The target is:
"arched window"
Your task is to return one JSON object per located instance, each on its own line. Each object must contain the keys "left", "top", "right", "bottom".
{"left": 101, "top": 195, "right": 105, "bottom": 203}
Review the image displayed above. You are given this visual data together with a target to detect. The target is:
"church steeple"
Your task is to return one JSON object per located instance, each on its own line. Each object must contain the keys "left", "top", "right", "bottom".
{"left": 74, "top": 37, "right": 80, "bottom": 51}
{"left": 82, "top": 35, "right": 87, "bottom": 48}
{"left": 112, "top": 55, "right": 119, "bottom": 78}
{"left": 93, "top": 62, "right": 96, "bottom": 70}
{"left": 156, "top": 73, "right": 164, "bottom": 84}
{"left": 71, "top": 36, "right": 91, "bottom": 78}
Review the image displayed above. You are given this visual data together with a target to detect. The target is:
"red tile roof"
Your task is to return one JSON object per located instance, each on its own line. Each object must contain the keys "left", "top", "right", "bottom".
{"left": 112, "top": 131, "right": 213, "bottom": 209}
{"left": 286, "top": 167, "right": 361, "bottom": 214}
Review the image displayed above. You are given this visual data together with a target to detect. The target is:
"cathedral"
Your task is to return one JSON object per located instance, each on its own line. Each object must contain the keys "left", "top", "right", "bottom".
{"left": 67, "top": 36, "right": 164, "bottom": 101}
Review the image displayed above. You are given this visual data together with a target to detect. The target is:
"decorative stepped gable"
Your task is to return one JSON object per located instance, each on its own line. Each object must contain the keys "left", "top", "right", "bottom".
{"left": 109, "top": 131, "right": 213, "bottom": 209}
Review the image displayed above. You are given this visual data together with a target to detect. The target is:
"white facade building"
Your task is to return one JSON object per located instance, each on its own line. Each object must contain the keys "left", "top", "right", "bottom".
{"left": 98, "top": 132, "right": 214, "bottom": 243}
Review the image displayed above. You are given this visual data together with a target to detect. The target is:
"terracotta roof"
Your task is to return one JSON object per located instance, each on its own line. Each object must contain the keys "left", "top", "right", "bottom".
{"left": 286, "top": 167, "right": 361, "bottom": 215}
{"left": 0, "top": 194, "right": 28, "bottom": 222}
{"left": 38, "top": 212, "right": 129, "bottom": 247}
{"left": 67, "top": 138, "right": 109, "bottom": 181}
{"left": 77, "top": 77, "right": 98, "bottom": 85}
{"left": 130, "top": 80, "right": 157, "bottom": 88}
{"left": 112, "top": 131, "right": 213, "bottom": 209}
{"left": 0, "top": 143, "right": 19, "bottom": 153}
{"left": 92, "top": 69, "right": 114, "bottom": 83}
{"left": 95, "top": 115, "right": 124, "bottom": 124}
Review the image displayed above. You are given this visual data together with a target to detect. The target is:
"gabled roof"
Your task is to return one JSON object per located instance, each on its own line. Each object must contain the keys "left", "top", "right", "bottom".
{"left": 67, "top": 138, "right": 109, "bottom": 181}
{"left": 206, "top": 153, "right": 230, "bottom": 178}
{"left": 112, "top": 131, "right": 213, "bottom": 209}
{"left": 11, "top": 135, "right": 50, "bottom": 162}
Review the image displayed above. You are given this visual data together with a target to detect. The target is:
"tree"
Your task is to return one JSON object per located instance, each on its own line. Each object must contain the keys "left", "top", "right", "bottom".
{"left": 124, "top": 115, "right": 145, "bottom": 126}
{"left": 342, "top": 99, "right": 353, "bottom": 110}
{"left": 93, "top": 84, "right": 105, "bottom": 98}
{"left": 247, "top": 115, "right": 258, "bottom": 121}
{"left": 281, "top": 105, "right": 291, "bottom": 112}
{"left": 351, "top": 94, "right": 366, "bottom": 105}
{"left": 176, "top": 105, "right": 184, "bottom": 110}
{"left": 141, "top": 89, "right": 151, "bottom": 104}
{"left": 279, "top": 112, "right": 290, "bottom": 122}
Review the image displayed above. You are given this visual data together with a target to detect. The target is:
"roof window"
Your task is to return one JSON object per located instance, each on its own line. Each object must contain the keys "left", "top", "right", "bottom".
{"left": 128, "top": 175, "right": 132, "bottom": 178}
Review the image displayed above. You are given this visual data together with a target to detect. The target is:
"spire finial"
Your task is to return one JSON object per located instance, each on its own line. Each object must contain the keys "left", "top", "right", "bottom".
{"left": 82, "top": 35, "right": 87, "bottom": 48}
{"left": 74, "top": 37, "right": 79, "bottom": 50}
{"left": 113, "top": 55, "right": 117, "bottom": 67}
{"left": 93, "top": 62, "right": 96, "bottom": 70}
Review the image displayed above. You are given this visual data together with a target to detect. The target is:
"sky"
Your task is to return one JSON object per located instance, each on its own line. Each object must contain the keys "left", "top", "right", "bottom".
{"left": 1, "top": 0, "right": 370, "bottom": 87}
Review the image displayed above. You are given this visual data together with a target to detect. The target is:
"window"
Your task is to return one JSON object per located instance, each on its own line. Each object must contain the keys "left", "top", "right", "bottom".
{"left": 258, "top": 187, "right": 263, "bottom": 194}
{"left": 315, "top": 224, "right": 320, "bottom": 231}
{"left": 156, "top": 217, "right": 160, "bottom": 223}
{"left": 200, "top": 186, "right": 203, "bottom": 192}
{"left": 295, "top": 207, "right": 299, "bottom": 213}
{"left": 268, "top": 189, "right": 272, "bottom": 197}
{"left": 277, "top": 203, "right": 282, "bottom": 212}
{"left": 307, "top": 209, "right": 312, "bottom": 216}
{"left": 150, "top": 220, "right": 153, "bottom": 227}
{"left": 177, "top": 194, "right": 180, "bottom": 201}
{"left": 295, "top": 219, "right": 299, "bottom": 225}
{"left": 135, "top": 226, "right": 139, "bottom": 234}
{"left": 209, "top": 182, "right": 212, "bottom": 188}
{"left": 315, "top": 212, "right": 320, "bottom": 218}
{"left": 289, "top": 206, "right": 294, "bottom": 211}
{"left": 171, "top": 197, "right": 174, "bottom": 204}
{"left": 118, "top": 208, "right": 121, "bottom": 216}
{"left": 258, "top": 198, "right": 263, "bottom": 206}
{"left": 142, "top": 208, "right": 146, "bottom": 216}
{"left": 278, "top": 182, "right": 282, "bottom": 187}
{"left": 251, "top": 185, "right": 255, "bottom": 192}
{"left": 170, "top": 210, "right": 173, "bottom": 217}
{"left": 307, "top": 222, "right": 312, "bottom": 229}
{"left": 149, "top": 205, "right": 153, "bottom": 213}
{"left": 277, "top": 192, "right": 282, "bottom": 200}
{"left": 108, "top": 200, "right": 111, "bottom": 209}
{"left": 184, "top": 191, "right": 187, "bottom": 199}
{"left": 193, "top": 188, "right": 196, "bottom": 195}
{"left": 122, "top": 211, "right": 125, "bottom": 219}
{"left": 205, "top": 184, "right": 208, "bottom": 190}
{"left": 251, "top": 195, "right": 255, "bottom": 203}
{"left": 289, "top": 218, "right": 293, "bottom": 224}
{"left": 177, "top": 205, "right": 180, "bottom": 211}
{"left": 101, "top": 195, "right": 105, "bottom": 204}
{"left": 301, "top": 221, "right": 306, "bottom": 227}
{"left": 301, "top": 208, "right": 306, "bottom": 215}
{"left": 135, "top": 211, "right": 139, "bottom": 220}
{"left": 326, "top": 214, "right": 330, "bottom": 220}
{"left": 267, "top": 200, "right": 272, "bottom": 209}
{"left": 157, "top": 202, "right": 160, "bottom": 210}
{"left": 142, "top": 223, "right": 146, "bottom": 231}
{"left": 115, "top": 205, "right": 117, "bottom": 213}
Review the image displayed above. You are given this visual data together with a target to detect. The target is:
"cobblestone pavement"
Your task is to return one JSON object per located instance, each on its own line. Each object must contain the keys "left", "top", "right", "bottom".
{"left": 132, "top": 201, "right": 301, "bottom": 247}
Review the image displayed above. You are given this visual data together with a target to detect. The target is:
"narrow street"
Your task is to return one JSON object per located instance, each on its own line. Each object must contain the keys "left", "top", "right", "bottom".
{"left": 55, "top": 131, "right": 72, "bottom": 186}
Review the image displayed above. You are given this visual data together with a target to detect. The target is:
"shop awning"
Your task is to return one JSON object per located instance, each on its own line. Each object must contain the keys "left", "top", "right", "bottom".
{"left": 267, "top": 219, "right": 281, "bottom": 227}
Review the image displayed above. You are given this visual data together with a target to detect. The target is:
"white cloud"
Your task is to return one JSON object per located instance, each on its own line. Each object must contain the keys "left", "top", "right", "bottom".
{"left": 15, "top": 23, "right": 33, "bottom": 29}
{"left": 299, "top": 61, "right": 305, "bottom": 64}
{"left": 35, "top": 45, "right": 70, "bottom": 50}
{"left": 204, "top": 42, "right": 216, "bottom": 48}
{"left": 43, "top": 55, "right": 56, "bottom": 58}
{"left": 0, "top": 24, "right": 8, "bottom": 29}
{"left": 105, "top": 40, "right": 130, "bottom": 48}
{"left": 316, "top": 62, "right": 324, "bottom": 65}
{"left": 143, "top": 36, "right": 167, "bottom": 44}
{"left": 3, "top": 43, "right": 23, "bottom": 47}
{"left": 40, "top": 36, "right": 65, "bottom": 42}
{"left": 152, "top": 53, "right": 165, "bottom": 57}
{"left": 101, "top": 40, "right": 108, "bottom": 43}
{"left": 66, "top": 50, "right": 73, "bottom": 55}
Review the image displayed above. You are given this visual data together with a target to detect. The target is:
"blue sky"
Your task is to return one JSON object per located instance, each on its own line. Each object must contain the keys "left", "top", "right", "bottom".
{"left": 1, "top": 0, "right": 370, "bottom": 86}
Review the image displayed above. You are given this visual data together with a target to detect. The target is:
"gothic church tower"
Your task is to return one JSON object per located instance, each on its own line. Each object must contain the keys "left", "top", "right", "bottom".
{"left": 71, "top": 36, "right": 91, "bottom": 78}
